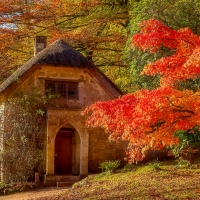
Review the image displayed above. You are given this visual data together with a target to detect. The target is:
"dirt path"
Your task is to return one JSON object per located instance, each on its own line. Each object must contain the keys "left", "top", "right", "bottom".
{"left": 0, "top": 187, "right": 69, "bottom": 200}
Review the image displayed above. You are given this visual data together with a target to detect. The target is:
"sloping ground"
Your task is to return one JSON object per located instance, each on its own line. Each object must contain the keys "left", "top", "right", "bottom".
{"left": 2, "top": 159, "right": 200, "bottom": 200}
{"left": 51, "top": 159, "right": 200, "bottom": 200}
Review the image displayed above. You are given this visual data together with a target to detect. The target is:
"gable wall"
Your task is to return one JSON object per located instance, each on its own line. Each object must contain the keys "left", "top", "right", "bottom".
{"left": 9, "top": 65, "right": 111, "bottom": 107}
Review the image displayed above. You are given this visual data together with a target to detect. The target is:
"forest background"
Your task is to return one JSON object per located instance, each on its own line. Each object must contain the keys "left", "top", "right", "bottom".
{"left": 1, "top": 0, "right": 199, "bottom": 93}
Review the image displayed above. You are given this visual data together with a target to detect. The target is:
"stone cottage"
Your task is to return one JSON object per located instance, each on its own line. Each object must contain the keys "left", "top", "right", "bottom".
{"left": 0, "top": 38, "right": 127, "bottom": 186}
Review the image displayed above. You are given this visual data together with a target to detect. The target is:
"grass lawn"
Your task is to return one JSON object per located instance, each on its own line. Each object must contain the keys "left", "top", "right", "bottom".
{"left": 54, "top": 158, "right": 200, "bottom": 200}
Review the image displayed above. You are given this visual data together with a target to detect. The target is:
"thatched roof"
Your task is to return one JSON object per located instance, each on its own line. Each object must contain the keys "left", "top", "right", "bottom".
{"left": 0, "top": 39, "right": 122, "bottom": 97}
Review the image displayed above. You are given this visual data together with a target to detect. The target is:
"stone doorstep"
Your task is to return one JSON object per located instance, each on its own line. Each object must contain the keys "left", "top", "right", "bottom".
{"left": 55, "top": 175, "right": 80, "bottom": 182}
{"left": 56, "top": 175, "right": 80, "bottom": 187}
{"left": 57, "top": 181, "right": 76, "bottom": 187}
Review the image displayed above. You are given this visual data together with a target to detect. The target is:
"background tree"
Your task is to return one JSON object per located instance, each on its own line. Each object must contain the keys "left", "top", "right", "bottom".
{"left": 0, "top": 0, "right": 133, "bottom": 88}
{"left": 123, "top": 0, "right": 200, "bottom": 92}
{"left": 1, "top": 0, "right": 200, "bottom": 93}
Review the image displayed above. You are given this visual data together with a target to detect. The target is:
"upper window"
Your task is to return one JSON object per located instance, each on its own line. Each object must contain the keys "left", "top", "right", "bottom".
{"left": 45, "top": 80, "right": 78, "bottom": 100}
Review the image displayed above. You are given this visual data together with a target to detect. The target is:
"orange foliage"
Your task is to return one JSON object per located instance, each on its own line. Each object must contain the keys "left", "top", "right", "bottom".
{"left": 0, "top": 0, "right": 128, "bottom": 79}
{"left": 84, "top": 19, "right": 200, "bottom": 162}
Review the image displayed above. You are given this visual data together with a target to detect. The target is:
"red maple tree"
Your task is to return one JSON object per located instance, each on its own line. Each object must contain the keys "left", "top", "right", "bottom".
{"left": 83, "top": 19, "right": 200, "bottom": 163}
{"left": 133, "top": 19, "right": 200, "bottom": 87}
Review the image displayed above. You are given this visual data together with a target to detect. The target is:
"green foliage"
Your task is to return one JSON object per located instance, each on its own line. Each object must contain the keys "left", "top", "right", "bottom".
{"left": 0, "top": 93, "right": 54, "bottom": 183}
{"left": 172, "top": 127, "right": 200, "bottom": 159}
{"left": 99, "top": 160, "right": 120, "bottom": 173}
{"left": 72, "top": 179, "right": 88, "bottom": 189}
{"left": 122, "top": 163, "right": 136, "bottom": 172}
{"left": 0, "top": 182, "right": 36, "bottom": 195}
{"left": 176, "top": 157, "right": 191, "bottom": 169}
{"left": 148, "top": 159, "right": 162, "bottom": 171}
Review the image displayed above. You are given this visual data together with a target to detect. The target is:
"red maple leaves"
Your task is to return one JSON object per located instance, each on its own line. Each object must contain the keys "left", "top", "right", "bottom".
{"left": 83, "top": 19, "right": 200, "bottom": 162}
{"left": 133, "top": 19, "right": 200, "bottom": 87}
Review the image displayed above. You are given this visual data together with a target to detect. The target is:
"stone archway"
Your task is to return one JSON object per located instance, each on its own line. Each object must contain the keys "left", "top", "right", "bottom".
{"left": 45, "top": 109, "right": 89, "bottom": 186}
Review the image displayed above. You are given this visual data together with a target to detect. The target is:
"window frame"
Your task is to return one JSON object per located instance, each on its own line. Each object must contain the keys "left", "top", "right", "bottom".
{"left": 45, "top": 80, "right": 79, "bottom": 100}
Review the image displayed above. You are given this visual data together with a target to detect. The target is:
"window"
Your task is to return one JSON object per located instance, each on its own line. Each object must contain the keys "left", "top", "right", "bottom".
{"left": 45, "top": 80, "right": 78, "bottom": 100}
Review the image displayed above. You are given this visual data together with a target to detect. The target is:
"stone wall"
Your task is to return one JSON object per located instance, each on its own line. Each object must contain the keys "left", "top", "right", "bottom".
{"left": 0, "top": 103, "right": 4, "bottom": 181}
{"left": 88, "top": 128, "right": 128, "bottom": 172}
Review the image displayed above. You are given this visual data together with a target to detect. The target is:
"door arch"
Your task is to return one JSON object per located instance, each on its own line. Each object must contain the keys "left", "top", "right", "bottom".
{"left": 46, "top": 110, "right": 89, "bottom": 182}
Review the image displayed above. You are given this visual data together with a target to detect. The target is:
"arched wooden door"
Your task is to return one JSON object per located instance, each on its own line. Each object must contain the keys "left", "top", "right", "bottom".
{"left": 54, "top": 128, "right": 74, "bottom": 174}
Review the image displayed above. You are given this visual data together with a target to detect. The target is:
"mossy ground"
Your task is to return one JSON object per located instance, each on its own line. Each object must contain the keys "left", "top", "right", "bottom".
{"left": 3, "top": 158, "right": 200, "bottom": 199}
{"left": 53, "top": 158, "right": 200, "bottom": 200}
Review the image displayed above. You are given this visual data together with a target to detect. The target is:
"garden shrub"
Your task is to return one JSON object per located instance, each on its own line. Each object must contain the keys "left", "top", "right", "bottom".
{"left": 148, "top": 159, "right": 162, "bottom": 171}
{"left": 172, "top": 126, "right": 200, "bottom": 163}
{"left": 99, "top": 160, "right": 120, "bottom": 173}
{"left": 0, "top": 93, "right": 54, "bottom": 183}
